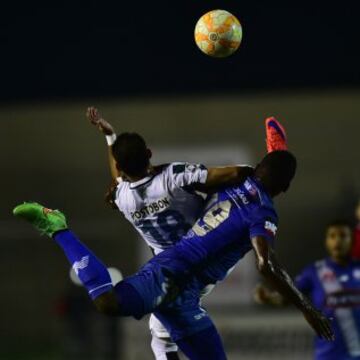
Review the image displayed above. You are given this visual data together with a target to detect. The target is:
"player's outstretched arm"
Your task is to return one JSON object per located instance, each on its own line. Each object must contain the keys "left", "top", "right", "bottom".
{"left": 194, "top": 165, "right": 254, "bottom": 193}
{"left": 86, "top": 106, "right": 118, "bottom": 180}
{"left": 251, "top": 236, "right": 334, "bottom": 341}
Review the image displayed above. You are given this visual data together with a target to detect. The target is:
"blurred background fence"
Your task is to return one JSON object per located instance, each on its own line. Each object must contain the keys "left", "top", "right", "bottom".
{"left": 1, "top": 90, "right": 360, "bottom": 358}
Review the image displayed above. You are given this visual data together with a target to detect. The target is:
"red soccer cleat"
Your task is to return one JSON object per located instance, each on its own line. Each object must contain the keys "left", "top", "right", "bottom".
{"left": 265, "top": 117, "right": 288, "bottom": 153}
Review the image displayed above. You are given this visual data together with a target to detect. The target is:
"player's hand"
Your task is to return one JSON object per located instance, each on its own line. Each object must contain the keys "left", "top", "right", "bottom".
{"left": 302, "top": 304, "right": 334, "bottom": 341}
{"left": 253, "top": 284, "right": 284, "bottom": 306}
{"left": 87, "top": 106, "right": 115, "bottom": 135}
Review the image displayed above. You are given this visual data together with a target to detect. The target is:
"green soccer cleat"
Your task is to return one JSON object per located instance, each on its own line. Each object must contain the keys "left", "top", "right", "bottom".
{"left": 13, "top": 202, "right": 68, "bottom": 237}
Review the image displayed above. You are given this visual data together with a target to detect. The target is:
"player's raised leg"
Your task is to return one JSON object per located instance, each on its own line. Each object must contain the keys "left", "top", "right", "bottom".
{"left": 13, "top": 202, "right": 228, "bottom": 359}
{"left": 13, "top": 202, "right": 141, "bottom": 316}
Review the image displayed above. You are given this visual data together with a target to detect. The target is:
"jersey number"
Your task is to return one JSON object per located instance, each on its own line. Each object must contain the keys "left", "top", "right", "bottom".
{"left": 192, "top": 200, "right": 232, "bottom": 237}
{"left": 140, "top": 210, "right": 191, "bottom": 246}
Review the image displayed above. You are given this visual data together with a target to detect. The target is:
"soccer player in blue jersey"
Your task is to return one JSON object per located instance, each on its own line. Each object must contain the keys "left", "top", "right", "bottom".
{"left": 88, "top": 106, "right": 262, "bottom": 360}
{"left": 14, "top": 150, "right": 334, "bottom": 360}
{"left": 88, "top": 107, "right": 288, "bottom": 359}
{"left": 256, "top": 220, "right": 360, "bottom": 360}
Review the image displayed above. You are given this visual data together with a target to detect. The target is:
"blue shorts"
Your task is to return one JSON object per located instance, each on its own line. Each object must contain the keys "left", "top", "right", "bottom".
{"left": 122, "top": 261, "right": 214, "bottom": 341}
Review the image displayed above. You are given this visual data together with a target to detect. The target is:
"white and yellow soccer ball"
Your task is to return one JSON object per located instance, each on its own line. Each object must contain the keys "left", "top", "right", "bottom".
{"left": 194, "top": 9, "right": 242, "bottom": 58}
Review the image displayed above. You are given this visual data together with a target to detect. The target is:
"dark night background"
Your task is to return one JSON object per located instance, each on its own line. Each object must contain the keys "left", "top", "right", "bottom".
{"left": 2, "top": 2, "right": 360, "bottom": 359}
{"left": 1, "top": 1, "right": 359, "bottom": 100}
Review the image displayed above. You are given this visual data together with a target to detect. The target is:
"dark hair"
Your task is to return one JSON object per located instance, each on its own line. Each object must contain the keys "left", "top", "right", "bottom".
{"left": 111, "top": 132, "right": 150, "bottom": 177}
{"left": 255, "top": 151, "right": 297, "bottom": 194}
{"left": 326, "top": 219, "right": 353, "bottom": 232}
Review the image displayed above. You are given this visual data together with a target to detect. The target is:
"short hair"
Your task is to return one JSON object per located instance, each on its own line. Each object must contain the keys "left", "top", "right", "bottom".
{"left": 256, "top": 151, "right": 297, "bottom": 193}
{"left": 112, "top": 132, "right": 150, "bottom": 177}
{"left": 326, "top": 219, "right": 353, "bottom": 232}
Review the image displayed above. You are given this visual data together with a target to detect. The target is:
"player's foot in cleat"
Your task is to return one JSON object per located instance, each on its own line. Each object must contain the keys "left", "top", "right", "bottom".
{"left": 13, "top": 202, "right": 68, "bottom": 237}
{"left": 265, "top": 117, "right": 288, "bottom": 153}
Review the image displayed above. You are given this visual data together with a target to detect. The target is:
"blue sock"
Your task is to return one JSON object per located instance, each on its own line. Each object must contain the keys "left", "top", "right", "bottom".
{"left": 176, "top": 325, "right": 227, "bottom": 360}
{"left": 54, "top": 230, "right": 113, "bottom": 300}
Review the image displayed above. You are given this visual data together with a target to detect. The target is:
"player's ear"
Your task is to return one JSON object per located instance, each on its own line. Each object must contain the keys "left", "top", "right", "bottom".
{"left": 115, "top": 163, "right": 125, "bottom": 178}
{"left": 147, "top": 148, "right": 152, "bottom": 160}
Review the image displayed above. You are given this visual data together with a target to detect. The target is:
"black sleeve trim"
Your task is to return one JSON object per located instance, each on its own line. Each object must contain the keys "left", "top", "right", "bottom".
{"left": 172, "top": 164, "right": 186, "bottom": 174}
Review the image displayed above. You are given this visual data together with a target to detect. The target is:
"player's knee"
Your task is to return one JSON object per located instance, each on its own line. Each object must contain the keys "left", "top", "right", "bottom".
{"left": 93, "top": 291, "right": 121, "bottom": 316}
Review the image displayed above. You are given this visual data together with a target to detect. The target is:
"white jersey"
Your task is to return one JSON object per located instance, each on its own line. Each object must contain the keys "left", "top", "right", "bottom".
{"left": 114, "top": 162, "right": 208, "bottom": 254}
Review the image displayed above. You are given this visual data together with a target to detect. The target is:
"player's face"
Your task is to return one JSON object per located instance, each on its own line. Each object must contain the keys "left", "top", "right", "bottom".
{"left": 325, "top": 226, "right": 352, "bottom": 260}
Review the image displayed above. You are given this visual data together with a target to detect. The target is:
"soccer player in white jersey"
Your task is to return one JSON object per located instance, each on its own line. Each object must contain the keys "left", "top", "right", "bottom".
{"left": 87, "top": 107, "right": 286, "bottom": 360}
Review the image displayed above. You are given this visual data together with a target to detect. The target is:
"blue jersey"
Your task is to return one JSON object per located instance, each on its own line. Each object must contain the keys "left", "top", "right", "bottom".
{"left": 124, "top": 177, "right": 278, "bottom": 341}
{"left": 296, "top": 258, "right": 360, "bottom": 360}
{"left": 152, "top": 176, "right": 278, "bottom": 285}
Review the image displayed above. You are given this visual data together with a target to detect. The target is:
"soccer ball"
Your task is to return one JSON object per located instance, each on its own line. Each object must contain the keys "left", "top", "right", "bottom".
{"left": 194, "top": 10, "right": 242, "bottom": 58}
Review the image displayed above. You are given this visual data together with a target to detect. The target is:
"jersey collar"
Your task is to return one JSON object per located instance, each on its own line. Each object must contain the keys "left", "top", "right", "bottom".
{"left": 249, "top": 176, "right": 273, "bottom": 205}
{"left": 129, "top": 175, "right": 154, "bottom": 190}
